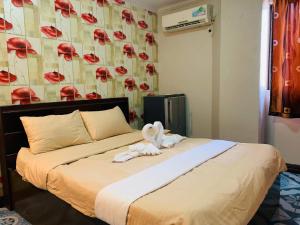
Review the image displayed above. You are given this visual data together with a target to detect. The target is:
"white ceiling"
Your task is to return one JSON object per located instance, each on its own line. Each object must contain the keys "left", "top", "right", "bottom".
{"left": 131, "top": 0, "right": 183, "bottom": 11}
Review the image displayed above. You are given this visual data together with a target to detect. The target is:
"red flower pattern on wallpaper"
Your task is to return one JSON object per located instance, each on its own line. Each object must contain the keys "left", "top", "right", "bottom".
{"left": 55, "top": 0, "right": 77, "bottom": 18}
{"left": 81, "top": 13, "right": 97, "bottom": 24}
{"left": 40, "top": 26, "right": 62, "bottom": 38}
{"left": 60, "top": 86, "right": 81, "bottom": 101}
{"left": 11, "top": 0, "right": 32, "bottom": 7}
{"left": 114, "top": 0, "right": 125, "bottom": 5}
{"left": 96, "top": 67, "right": 112, "bottom": 82}
{"left": 11, "top": 88, "right": 40, "bottom": 105}
{"left": 0, "top": 70, "right": 17, "bottom": 84}
{"left": 94, "top": 29, "right": 111, "bottom": 45}
{"left": 146, "top": 33, "right": 155, "bottom": 45}
{"left": 139, "top": 52, "right": 149, "bottom": 61}
{"left": 146, "top": 64, "right": 156, "bottom": 75}
{"left": 1, "top": 1, "right": 157, "bottom": 115}
{"left": 58, "top": 43, "right": 79, "bottom": 61}
{"left": 124, "top": 78, "right": 136, "bottom": 91}
{"left": 113, "top": 31, "right": 126, "bottom": 41}
{"left": 115, "top": 66, "right": 127, "bottom": 76}
{"left": 0, "top": 18, "right": 13, "bottom": 31}
{"left": 140, "top": 83, "right": 150, "bottom": 91}
{"left": 138, "top": 21, "right": 148, "bottom": 29}
{"left": 86, "top": 92, "right": 101, "bottom": 100}
{"left": 96, "top": 0, "right": 109, "bottom": 7}
{"left": 122, "top": 9, "right": 135, "bottom": 25}
{"left": 123, "top": 44, "right": 136, "bottom": 58}
{"left": 83, "top": 53, "right": 100, "bottom": 64}
{"left": 7, "top": 37, "right": 37, "bottom": 59}
{"left": 44, "top": 72, "right": 65, "bottom": 84}
{"left": 129, "top": 110, "right": 137, "bottom": 122}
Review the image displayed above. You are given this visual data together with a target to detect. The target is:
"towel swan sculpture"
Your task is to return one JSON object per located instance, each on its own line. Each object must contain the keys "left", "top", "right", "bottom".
{"left": 113, "top": 122, "right": 185, "bottom": 162}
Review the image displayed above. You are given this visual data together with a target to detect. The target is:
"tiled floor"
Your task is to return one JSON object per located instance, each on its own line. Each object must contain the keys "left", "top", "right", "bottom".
{"left": 251, "top": 172, "right": 300, "bottom": 225}
{"left": 0, "top": 208, "right": 30, "bottom": 225}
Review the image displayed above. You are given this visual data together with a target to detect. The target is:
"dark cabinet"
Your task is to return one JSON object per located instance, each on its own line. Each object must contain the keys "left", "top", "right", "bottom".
{"left": 144, "top": 94, "right": 186, "bottom": 136}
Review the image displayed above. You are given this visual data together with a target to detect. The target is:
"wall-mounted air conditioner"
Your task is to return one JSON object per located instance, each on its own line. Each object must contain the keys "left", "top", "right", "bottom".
{"left": 162, "top": 4, "right": 213, "bottom": 32}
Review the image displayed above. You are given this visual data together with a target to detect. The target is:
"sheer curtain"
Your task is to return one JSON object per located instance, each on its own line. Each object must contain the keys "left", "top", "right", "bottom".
{"left": 270, "top": 0, "right": 300, "bottom": 118}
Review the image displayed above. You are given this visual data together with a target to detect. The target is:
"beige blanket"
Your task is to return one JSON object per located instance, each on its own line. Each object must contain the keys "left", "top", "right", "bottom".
{"left": 17, "top": 131, "right": 286, "bottom": 225}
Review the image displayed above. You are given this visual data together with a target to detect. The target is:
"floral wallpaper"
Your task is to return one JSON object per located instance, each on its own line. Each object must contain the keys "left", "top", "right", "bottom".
{"left": 0, "top": 0, "right": 158, "bottom": 127}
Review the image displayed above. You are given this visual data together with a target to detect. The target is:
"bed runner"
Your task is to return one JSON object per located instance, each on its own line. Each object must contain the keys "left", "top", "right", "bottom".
{"left": 95, "top": 140, "right": 237, "bottom": 225}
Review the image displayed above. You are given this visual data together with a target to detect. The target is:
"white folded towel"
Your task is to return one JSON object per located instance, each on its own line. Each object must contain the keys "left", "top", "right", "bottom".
{"left": 113, "top": 143, "right": 162, "bottom": 163}
{"left": 142, "top": 121, "right": 185, "bottom": 149}
{"left": 153, "top": 121, "right": 164, "bottom": 147}
{"left": 161, "top": 134, "right": 186, "bottom": 148}
{"left": 113, "top": 122, "right": 185, "bottom": 163}
{"left": 142, "top": 123, "right": 163, "bottom": 148}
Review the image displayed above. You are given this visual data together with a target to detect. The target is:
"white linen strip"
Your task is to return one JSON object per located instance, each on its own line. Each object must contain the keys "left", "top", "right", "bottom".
{"left": 95, "top": 140, "right": 237, "bottom": 225}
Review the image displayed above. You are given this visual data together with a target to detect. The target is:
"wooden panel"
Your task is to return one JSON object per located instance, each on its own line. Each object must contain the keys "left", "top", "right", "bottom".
{"left": 4, "top": 132, "right": 29, "bottom": 155}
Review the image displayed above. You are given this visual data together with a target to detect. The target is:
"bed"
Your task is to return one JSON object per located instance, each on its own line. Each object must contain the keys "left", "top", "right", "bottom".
{"left": 0, "top": 98, "right": 286, "bottom": 225}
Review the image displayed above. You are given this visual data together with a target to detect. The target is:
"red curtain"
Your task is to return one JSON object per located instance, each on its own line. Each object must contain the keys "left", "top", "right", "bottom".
{"left": 270, "top": 0, "right": 300, "bottom": 118}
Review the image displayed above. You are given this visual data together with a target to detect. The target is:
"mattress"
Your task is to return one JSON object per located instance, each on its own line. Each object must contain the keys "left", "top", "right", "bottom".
{"left": 17, "top": 131, "right": 286, "bottom": 225}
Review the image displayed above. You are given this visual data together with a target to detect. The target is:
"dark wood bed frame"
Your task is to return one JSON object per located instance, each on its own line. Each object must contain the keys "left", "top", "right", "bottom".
{"left": 0, "top": 98, "right": 129, "bottom": 225}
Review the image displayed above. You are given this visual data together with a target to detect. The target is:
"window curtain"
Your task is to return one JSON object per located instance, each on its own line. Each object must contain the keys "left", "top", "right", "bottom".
{"left": 270, "top": 0, "right": 300, "bottom": 118}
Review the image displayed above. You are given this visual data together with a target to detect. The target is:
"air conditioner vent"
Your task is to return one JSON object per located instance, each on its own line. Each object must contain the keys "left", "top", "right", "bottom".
{"left": 165, "top": 20, "right": 203, "bottom": 31}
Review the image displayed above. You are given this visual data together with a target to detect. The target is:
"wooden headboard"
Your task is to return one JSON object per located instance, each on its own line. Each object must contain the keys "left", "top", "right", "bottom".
{"left": 0, "top": 97, "right": 129, "bottom": 206}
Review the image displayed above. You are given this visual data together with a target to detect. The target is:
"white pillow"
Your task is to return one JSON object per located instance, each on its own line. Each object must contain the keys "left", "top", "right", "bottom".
{"left": 80, "top": 106, "right": 133, "bottom": 141}
{"left": 20, "top": 110, "right": 92, "bottom": 154}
